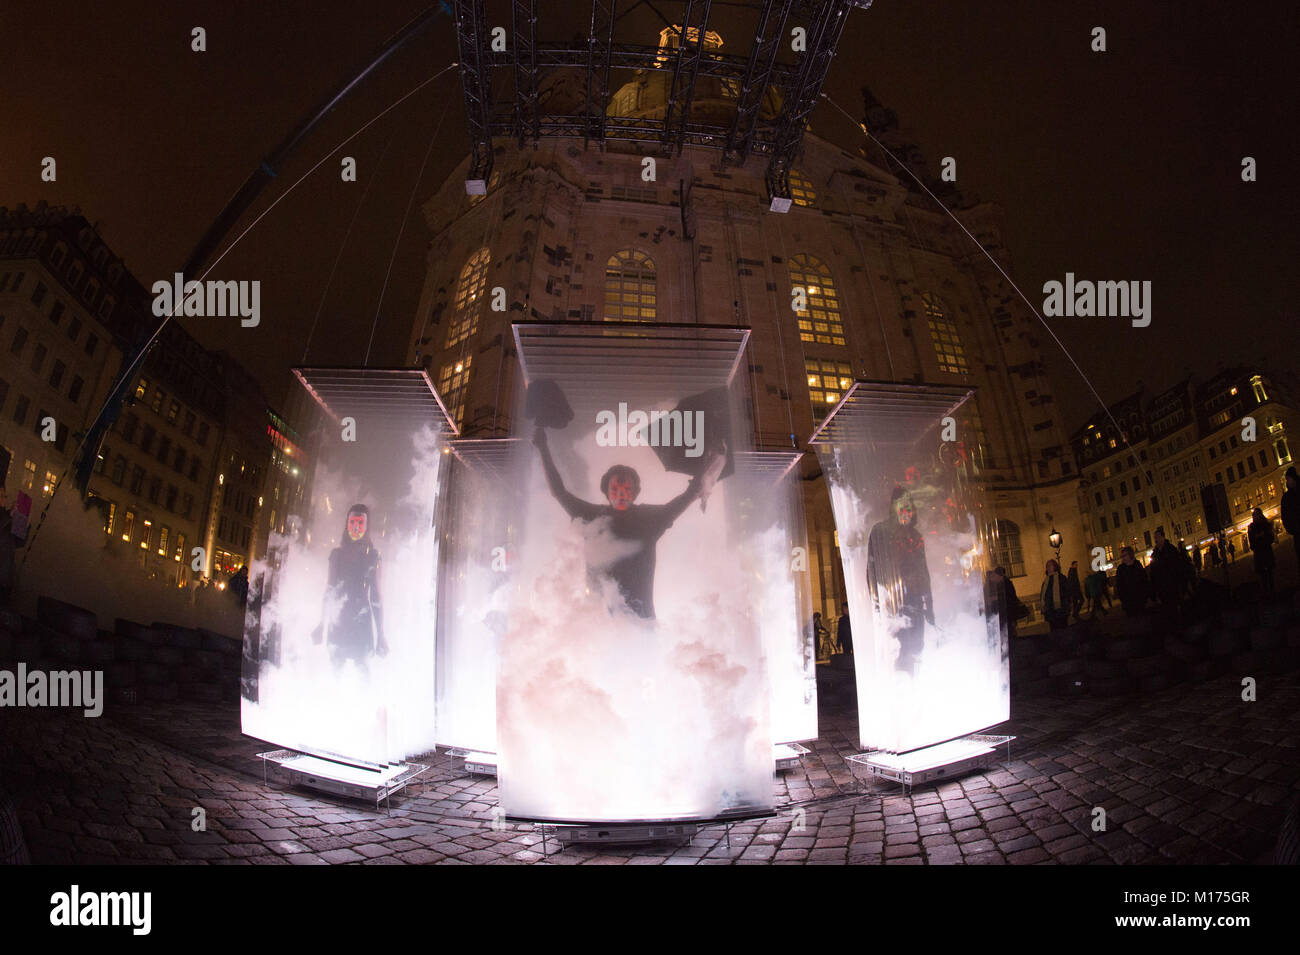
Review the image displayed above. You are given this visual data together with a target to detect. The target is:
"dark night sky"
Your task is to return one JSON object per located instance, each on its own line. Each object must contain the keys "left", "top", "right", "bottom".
{"left": 3, "top": 1, "right": 1295, "bottom": 429}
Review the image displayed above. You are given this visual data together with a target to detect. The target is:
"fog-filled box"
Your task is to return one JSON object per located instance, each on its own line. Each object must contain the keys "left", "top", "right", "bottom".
{"left": 241, "top": 369, "right": 453, "bottom": 767}
{"left": 811, "top": 382, "right": 1008, "bottom": 754}
{"left": 496, "top": 324, "right": 782, "bottom": 823}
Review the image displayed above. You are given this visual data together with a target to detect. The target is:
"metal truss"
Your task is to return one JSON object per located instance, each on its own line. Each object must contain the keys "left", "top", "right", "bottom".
{"left": 584, "top": 1, "right": 616, "bottom": 148}
{"left": 511, "top": 0, "right": 539, "bottom": 147}
{"left": 766, "top": 0, "right": 854, "bottom": 202}
{"left": 454, "top": 0, "right": 494, "bottom": 182}
{"left": 722, "top": 0, "right": 795, "bottom": 165}
{"left": 659, "top": 1, "right": 713, "bottom": 156}
{"left": 454, "top": 0, "right": 866, "bottom": 178}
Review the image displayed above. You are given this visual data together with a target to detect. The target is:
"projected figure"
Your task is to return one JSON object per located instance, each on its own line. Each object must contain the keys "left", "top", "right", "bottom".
{"left": 314, "top": 504, "right": 388, "bottom": 666}
{"left": 867, "top": 486, "right": 934, "bottom": 676}
{"left": 533, "top": 428, "right": 727, "bottom": 619}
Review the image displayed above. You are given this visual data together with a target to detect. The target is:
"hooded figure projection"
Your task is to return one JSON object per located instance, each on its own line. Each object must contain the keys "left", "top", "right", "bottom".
{"left": 314, "top": 504, "right": 388, "bottom": 666}
{"left": 867, "top": 486, "right": 934, "bottom": 676}
{"left": 532, "top": 423, "right": 727, "bottom": 619}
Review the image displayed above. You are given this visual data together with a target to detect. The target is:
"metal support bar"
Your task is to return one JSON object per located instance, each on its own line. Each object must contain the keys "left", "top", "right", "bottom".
{"left": 723, "top": 0, "right": 794, "bottom": 164}
{"left": 455, "top": 0, "right": 495, "bottom": 182}
{"left": 765, "top": 0, "right": 851, "bottom": 201}
{"left": 659, "top": 1, "right": 713, "bottom": 156}
{"left": 583, "top": 0, "right": 616, "bottom": 148}
{"left": 511, "top": 0, "right": 539, "bottom": 147}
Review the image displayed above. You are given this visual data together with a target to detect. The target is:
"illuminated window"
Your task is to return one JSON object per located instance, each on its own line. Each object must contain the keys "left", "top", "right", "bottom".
{"left": 158, "top": 526, "right": 169, "bottom": 556}
{"left": 42, "top": 470, "right": 57, "bottom": 498}
{"left": 23, "top": 459, "right": 36, "bottom": 490}
{"left": 445, "top": 248, "right": 490, "bottom": 348}
{"left": 789, "top": 169, "right": 817, "bottom": 207}
{"left": 604, "top": 249, "right": 657, "bottom": 322}
{"left": 1278, "top": 437, "right": 1292, "bottom": 466}
{"left": 134, "top": 377, "right": 149, "bottom": 400}
{"left": 122, "top": 509, "right": 135, "bottom": 543}
{"left": 104, "top": 501, "right": 116, "bottom": 535}
{"left": 437, "top": 355, "right": 473, "bottom": 428}
{"left": 922, "top": 292, "right": 968, "bottom": 375}
{"left": 1252, "top": 376, "right": 1268, "bottom": 403}
{"left": 805, "top": 357, "right": 853, "bottom": 411}
{"left": 788, "top": 255, "right": 844, "bottom": 346}
{"left": 991, "top": 520, "right": 1025, "bottom": 578}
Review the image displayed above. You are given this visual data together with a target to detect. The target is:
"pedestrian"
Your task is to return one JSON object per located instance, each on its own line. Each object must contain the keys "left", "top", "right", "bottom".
{"left": 0, "top": 487, "right": 14, "bottom": 608}
{"left": 1248, "top": 507, "right": 1276, "bottom": 598}
{"left": 1192, "top": 544, "right": 1202, "bottom": 576}
{"left": 1150, "top": 528, "right": 1189, "bottom": 608}
{"left": 1039, "top": 559, "right": 1070, "bottom": 630}
{"left": 229, "top": 565, "right": 250, "bottom": 607}
{"left": 1227, "top": 539, "right": 1236, "bottom": 563}
{"left": 811, "top": 611, "right": 831, "bottom": 659}
{"left": 1281, "top": 466, "right": 1300, "bottom": 569}
{"left": 836, "top": 603, "right": 853, "bottom": 655}
{"left": 1066, "top": 560, "right": 1084, "bottom": 621}
{"left": 1084, "top": 562, "right": 1111, "bottom": 618}
{"left": 1115, "top": 546, "right": 1150, "bottom": 615}
{"left": 1209, "top": 543, "right": 1220, "bottom": 568}
{"left": 991, "top": 565, "right": 1026, "bottom": 639}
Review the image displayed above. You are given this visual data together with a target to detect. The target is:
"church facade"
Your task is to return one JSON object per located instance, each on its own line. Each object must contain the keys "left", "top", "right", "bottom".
{"left": 405, "top": 36, "right": 1085, "bottom": 617}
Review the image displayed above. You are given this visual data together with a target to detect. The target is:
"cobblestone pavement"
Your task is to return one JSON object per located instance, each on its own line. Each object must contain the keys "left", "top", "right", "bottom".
{"left": 3, "top": 668, "right": 1297, "bottom": 865}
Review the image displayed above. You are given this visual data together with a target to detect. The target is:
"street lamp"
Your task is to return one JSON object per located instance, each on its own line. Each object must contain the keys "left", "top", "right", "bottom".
{"left": 1048, "top": 527, "right": 1062, "bottom": 563}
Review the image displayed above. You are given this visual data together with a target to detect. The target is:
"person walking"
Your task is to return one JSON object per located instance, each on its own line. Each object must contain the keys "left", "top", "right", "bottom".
{"left": 1115, "top": 546, "right": 1150, "bottom": 616}
{"left": 1248, "top": 507, "right": 1276, "bottom": 598}
{"left": 1282, "top": 466, "right": 1300, "bottom": 569}
{"left": 1039, "top": 559, "right": 1070, "bottom": 631}
{"left": 1227, "top": 539, "right": 1236, "bottom": 563}
{"left": 1084, "top": 564, "right": 1111, "bottom": 618}
{"left": 991, "top": 565, "right": 1026, "bottom": 639}
{"left": 836, "top": 603, "right": 853, "bottom": 655}
{"left": 1066, "top": 561, "right": 1084, "bottom": 621}
{"left": 1192, "top": 543, "right": 1202, "bottom": 576}
{"left": 811, "top": 612, "right": 831, "bottom": 659}
{"left": 1150, "top": 529, "right": 1189, "bottom": 609}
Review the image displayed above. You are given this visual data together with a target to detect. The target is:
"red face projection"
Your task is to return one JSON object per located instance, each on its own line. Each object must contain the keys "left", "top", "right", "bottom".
{"left": 606, "top": 475, "right": 637, "bottom": 511}
{"left": 347, "top": 512, "right": 368, "bottom": 541}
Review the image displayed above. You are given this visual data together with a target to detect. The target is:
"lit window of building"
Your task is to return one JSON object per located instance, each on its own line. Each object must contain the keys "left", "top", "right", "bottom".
{"left": 604, "top": 249, "right": 657, "bottom": 322}
{"left": 805, "top": 357, "right": 853, "bottom": 411}
{"left": 923, "top": 292, "right": 968, "bottom": 375}
{"left": 788, "top": 255, "right": 844, "bottom": 346}
{"left": 445, "top": 248, "right": 490, "bottom": 347}
{"left": 438, "top": 355, "right": 473, "bottom": 428}
{"left": 789, "top": 168, "right": 817, "bottom": 207}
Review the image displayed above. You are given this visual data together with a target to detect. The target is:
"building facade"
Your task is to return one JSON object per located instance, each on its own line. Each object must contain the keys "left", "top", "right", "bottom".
{"left": 0, "top": 202, "right": 294, "bottom": 594}
{"left": 404, "top": 34, "right": 1086, "bottom": 616}
{"left": 1071, "top": 368, "right": 1297, "bottom": 564}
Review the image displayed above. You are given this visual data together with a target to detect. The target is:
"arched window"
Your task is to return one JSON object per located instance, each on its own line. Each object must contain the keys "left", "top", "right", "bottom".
{"left": 991, "top": 519, "right": 1025, "bottom": 578}
{"left": 604, "top": 249, "right": 656, "bottom": 322}
{"left": 788, "top": 254, "right": 844, "bottom": 346}
{"left": 789, "top": 168, "right": 816, "bottom": 207}
{"left": 922, "top": 292, "right": 968, "bottom": 375}
{"left": 445, "top": 249, "right": 490, "bottom": 347}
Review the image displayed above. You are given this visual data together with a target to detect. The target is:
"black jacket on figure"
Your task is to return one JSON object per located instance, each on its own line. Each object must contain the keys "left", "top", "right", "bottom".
{"left": 1282, "top": 487, "right": 1300, "bottom": 537}
{"left": 1115, "top": 561, "right": 1149, "bottom": 612}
